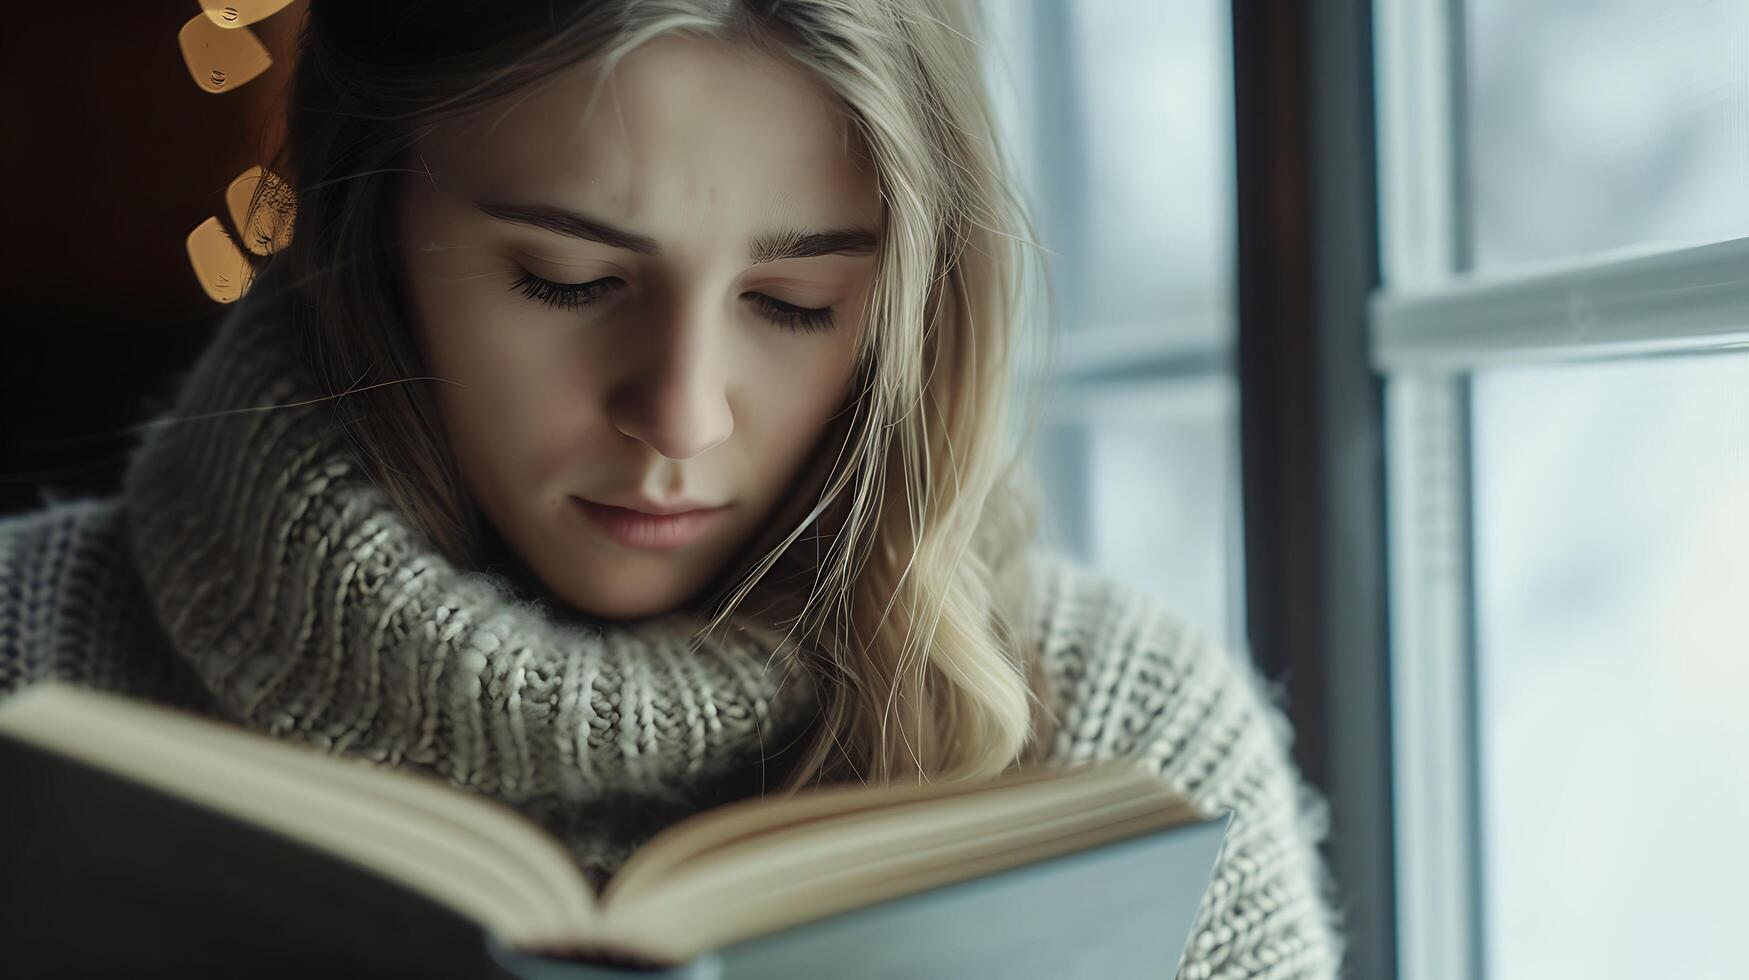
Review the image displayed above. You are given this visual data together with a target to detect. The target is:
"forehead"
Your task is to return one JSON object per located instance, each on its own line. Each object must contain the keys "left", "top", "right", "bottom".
{"left": 416, "top": 34, "right": 882, "bottom": 237}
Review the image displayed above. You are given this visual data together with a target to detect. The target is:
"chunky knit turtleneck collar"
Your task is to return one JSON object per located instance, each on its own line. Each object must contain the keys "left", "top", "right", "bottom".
{"left": 117, "top": 265, "right": 821, "bottom": 877}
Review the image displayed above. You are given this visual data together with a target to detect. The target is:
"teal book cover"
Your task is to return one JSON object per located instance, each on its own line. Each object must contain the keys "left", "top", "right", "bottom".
{"left": 485, "top": 816, "right": 1231, "bottom": 979}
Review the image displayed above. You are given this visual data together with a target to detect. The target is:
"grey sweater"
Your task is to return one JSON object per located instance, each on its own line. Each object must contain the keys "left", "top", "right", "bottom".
{"left": 0, "top": 287, "right": 1344, "bottom": 977}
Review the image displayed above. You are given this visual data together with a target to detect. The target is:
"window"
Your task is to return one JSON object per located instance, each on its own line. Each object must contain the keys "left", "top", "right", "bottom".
{"left": 977, "top": 0, "right": 1246, "bottom": 650}
{"left": 1473, "top": 352, "right": 1749, "bottom": 978}
{"left": 1376, "top": 1, "right": 1749, "bottom": 977}
{"left": 1468, "top": 0, "right": 1749, "bottom": 271}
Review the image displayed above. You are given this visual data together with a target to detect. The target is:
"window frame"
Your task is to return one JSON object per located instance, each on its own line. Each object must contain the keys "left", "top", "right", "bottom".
{"left": 1231, "top": 0, "right": 1398, "bottom": 977}
{"left": 1374, "top": 1, "right": 1482, "bottom": 977}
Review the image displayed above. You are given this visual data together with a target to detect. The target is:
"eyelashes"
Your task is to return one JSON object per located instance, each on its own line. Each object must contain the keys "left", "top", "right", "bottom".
{"left": 508, "top": 270, "right": 837, "bottom": 334}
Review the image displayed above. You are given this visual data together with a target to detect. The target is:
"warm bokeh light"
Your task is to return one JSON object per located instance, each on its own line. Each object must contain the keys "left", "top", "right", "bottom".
{"left": 199, "top": 0, "right": 298, "bottom": 31}
{"left": 225, "top": 166, "right": 295, "bottom": 257}
{"left": 185, "top": 216, "right": 254, "bottom": 303}
{"left": 177, "top": 13, "right": 271, "bottom": 94}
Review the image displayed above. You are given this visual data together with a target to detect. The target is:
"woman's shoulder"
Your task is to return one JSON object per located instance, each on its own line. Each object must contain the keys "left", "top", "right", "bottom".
{"left": 0, "top": 495, "right": 131, "bottom": 586}
{"left": 1020, "top": 550, "right": 1347, "bottom": 975}
{"left": 1023, "top": 549, "right": 1227, "bottom": 689}
{"left": 0, "top": 495, "right": 173, "bottom": 702}
{"left": 1020, "top": 549, "right": 1298, "bottom": 768}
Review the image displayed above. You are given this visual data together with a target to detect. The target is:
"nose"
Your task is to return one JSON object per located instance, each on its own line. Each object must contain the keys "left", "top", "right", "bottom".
{"left": 606, "top": 307, "right": 735, "bottom": 460}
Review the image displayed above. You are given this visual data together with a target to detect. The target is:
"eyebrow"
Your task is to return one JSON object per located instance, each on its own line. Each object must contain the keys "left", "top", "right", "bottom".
{"left": 474, "top": 201, "right": 880, "bottom": 264}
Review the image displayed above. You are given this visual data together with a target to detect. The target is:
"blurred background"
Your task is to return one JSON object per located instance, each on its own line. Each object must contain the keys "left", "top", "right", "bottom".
{"left": 979, "top": 0, "right": 1247, "bottom": 653}
{"left": 2, "top": 2, "right": 1745, "bottom": 978}
{"left": 997, "top": 3, "right": 1748, "bottom": 977}
{"left": 0, "top": 5, "right": 302, "bottom": 515}
{"left": 1459, "top": 3, "right": 1748, "bottom": 976}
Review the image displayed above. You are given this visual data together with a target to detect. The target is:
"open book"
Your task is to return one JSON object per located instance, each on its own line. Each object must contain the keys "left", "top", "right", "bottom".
{"left": 0, "top": 680, "right": 1231, "bottom": 978}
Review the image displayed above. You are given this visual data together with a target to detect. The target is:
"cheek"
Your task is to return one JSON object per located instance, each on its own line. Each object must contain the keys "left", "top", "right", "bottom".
{"left": 741, "top": 333, "right": 862, "bottom": 470}
{"left": 400, "top": 247, "right": 597, "bottom": 492}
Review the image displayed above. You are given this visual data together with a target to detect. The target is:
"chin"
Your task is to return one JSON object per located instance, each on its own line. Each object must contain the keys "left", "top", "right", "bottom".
{"left": 563, "top": 576, "right": 689, "bottom": 624}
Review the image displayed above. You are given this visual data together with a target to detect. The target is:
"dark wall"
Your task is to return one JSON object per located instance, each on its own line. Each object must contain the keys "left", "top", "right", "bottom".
{"left": 0, "top": 3, "right": 302, "bottom": 514}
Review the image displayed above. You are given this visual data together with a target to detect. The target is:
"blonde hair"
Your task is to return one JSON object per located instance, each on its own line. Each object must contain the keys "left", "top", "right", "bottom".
{"left": 278, "top": 0, "right": 1062, "bottom": 790}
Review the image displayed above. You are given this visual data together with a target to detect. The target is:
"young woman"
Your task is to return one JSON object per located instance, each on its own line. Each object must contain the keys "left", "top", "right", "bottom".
{"left": 0, "top": 0, "right": 1344, "bottom": 974}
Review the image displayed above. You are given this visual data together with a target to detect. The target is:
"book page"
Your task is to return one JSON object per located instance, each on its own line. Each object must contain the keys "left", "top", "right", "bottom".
{"left": 608, "top": 762, "right": 1084, "bottom": 904}
{"left": 593, "top": 762, "right": 1204, "bottom": 960}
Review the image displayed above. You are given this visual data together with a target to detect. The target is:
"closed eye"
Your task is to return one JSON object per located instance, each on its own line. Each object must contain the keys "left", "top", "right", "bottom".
{"left": 509, "top": 270, "right": 617, "bottom": 311}
{"left": 508, "top": 270, "right": 837, "bottom": 334}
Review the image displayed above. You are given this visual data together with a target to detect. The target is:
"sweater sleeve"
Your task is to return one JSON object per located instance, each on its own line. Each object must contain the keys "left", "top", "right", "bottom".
{"left": 0, "top": 500, "right": 134, "bottom": 695}
{"left": 1032, "top": 555, "right": 1346, "bottom": 979}
{"left": 0, "top": 498, "right": 216, "bottom": 711}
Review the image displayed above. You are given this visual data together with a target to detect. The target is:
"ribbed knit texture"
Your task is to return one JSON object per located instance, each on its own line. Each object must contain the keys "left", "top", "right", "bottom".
{"left": 0, "top": 281, "right": 1345, "bottom": 976}
{"left": 1029, "top": 561, "right": 1347, "bottom": 978}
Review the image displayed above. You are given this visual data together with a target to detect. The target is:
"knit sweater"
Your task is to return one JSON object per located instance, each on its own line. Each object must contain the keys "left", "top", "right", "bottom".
{"left": 0, "top": 282, "right": 1345, "bottom": 978}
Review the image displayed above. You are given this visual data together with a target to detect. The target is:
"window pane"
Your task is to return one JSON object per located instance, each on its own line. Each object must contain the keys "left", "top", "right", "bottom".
{"left": 1068, "top": 0, "right": 1232, "bottom": 333}
{"left": 1467, "top": 0, "right": 1749, "bottom": 271}
{"left": 979, "top": 0, "right": 1244, "bottom": 651}
{"left": 980, "top": 0, "right": 1233, "bottom": 337}
{"left": 1473, "top": 351, "right": 1749, "bottom": 978}
{"left": 1036, "top": 381, "right": 1242, "bottom": 648}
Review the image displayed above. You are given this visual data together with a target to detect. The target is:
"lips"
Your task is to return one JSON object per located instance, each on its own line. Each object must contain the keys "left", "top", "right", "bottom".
{"left": 570, "top": 497, "right": 727, "bottom": 550}
{"left": 582, "top": 494, "right": 722, "bottom": 516}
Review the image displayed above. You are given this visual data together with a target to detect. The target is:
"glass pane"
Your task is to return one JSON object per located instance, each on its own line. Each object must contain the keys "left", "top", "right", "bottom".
{"left": 980, "top": 0, "right": 1233, "bottom": 337}
{"left": 1039, "top": 380, "right": 1244, "bottom": 649}
{"left": 1467, "top": 0, "right": 1749, "bottom": 271}
{"left": 1473, "top": 351, "right": 1749, "bottom": 978}
{"left": 1068, "top": 0, "right": 1232, "bottom": 332}
{"left": 978, "top": 0, "right": 1243, "bottom": 652}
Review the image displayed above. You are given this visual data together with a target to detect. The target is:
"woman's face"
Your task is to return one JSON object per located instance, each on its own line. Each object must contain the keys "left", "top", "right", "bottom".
{"left": 397, "top": 34, "right": 880, "bottom": 621}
